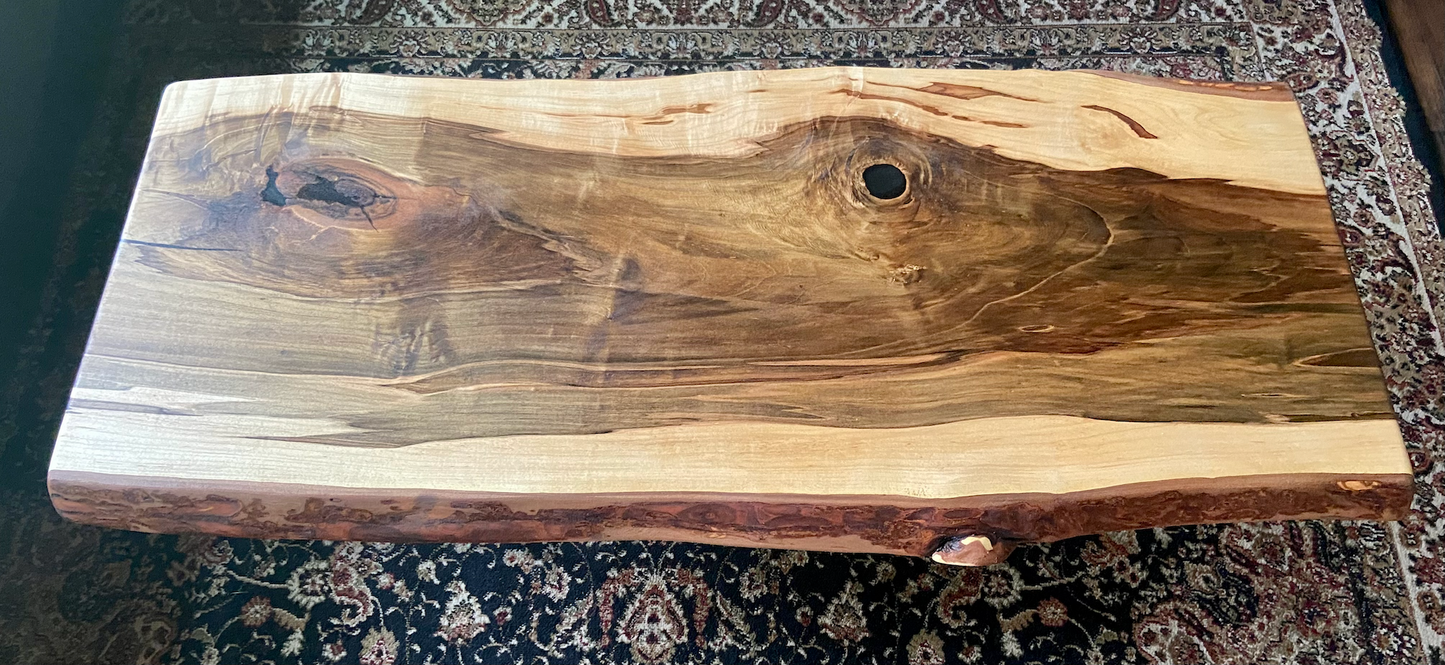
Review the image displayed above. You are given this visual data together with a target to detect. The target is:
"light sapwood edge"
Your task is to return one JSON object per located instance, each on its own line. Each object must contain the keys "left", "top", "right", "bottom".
{"left": 149, "top": 68, "right": 1326, "bottom": 195}
{"left": 49, "top": 410, "right": 1412, "bottom": 499}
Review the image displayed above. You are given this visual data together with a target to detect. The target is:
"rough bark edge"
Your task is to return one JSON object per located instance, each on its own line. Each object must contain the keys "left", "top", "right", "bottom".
{"left": 1079, "top": 70, "right": 1297, "bottom": 101}
{"left": 48, "top": 470, "right": 1413, "bottom": 560}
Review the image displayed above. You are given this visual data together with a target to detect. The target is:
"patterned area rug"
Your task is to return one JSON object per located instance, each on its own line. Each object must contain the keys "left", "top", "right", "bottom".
{"left": 1, "top": 0, "right": 1442, "bottom": 663}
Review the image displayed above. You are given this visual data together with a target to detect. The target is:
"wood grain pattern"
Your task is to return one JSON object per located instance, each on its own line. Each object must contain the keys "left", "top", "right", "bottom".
{"left": 48, "top": 68, "right": 1412, "bottom": 561}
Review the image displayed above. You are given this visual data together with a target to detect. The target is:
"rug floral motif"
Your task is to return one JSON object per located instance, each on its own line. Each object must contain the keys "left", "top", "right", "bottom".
{"left": 0, "top": 0, "right": 1441, "bottom": 662}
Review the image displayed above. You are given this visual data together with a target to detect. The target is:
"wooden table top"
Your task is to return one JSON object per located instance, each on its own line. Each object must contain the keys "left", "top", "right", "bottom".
{"left": 48, "top": 68, "right": 1412, "bottom": 563}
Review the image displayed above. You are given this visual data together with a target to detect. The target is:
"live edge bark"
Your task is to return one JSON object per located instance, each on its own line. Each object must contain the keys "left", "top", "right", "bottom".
{"left": 50, "top": 471, "right": 1412, "bottom": 560}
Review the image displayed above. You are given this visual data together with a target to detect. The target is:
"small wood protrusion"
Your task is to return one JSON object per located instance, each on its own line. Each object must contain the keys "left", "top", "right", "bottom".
{"left": 1338, "top": 479, "right": 1382, "bottom": 491}
{"left": 930, "top": 534, "right": 1018, "bottom": 566}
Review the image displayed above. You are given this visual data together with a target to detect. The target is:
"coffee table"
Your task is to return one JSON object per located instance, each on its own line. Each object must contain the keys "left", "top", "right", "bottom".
{"left": 48, "top": 68, "right": 1412, "bottom": 565}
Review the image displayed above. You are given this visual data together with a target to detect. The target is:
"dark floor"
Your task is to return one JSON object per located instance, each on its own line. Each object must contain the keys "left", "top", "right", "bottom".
{"left": 0, "top": 0, "right": 123, "bottom": 479}
{"left": 1382, "top": 0, "right": 1444, "bottom": 173}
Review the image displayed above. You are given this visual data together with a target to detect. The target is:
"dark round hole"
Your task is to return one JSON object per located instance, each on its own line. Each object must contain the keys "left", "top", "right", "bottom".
{"left": 862, "top": 163, "right": 907, "bottom": 199}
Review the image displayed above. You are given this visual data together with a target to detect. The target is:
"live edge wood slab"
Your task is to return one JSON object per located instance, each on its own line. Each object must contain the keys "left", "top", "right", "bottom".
{"left": 48, "top": 68, "right": 1413, "bottom": 566}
